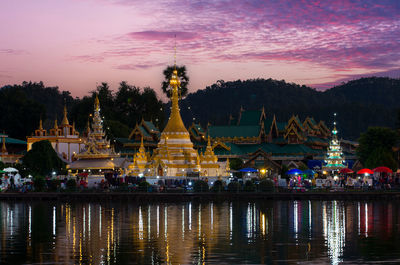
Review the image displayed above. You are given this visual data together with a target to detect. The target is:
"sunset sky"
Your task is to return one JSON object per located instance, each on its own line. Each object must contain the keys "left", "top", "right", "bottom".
{"left": 0, "top": 0, "right": 399, "bottom": 98}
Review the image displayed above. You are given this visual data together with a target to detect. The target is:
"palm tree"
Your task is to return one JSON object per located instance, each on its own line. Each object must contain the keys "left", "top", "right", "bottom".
{"left": 161, "top": 65, "right": 189, "bottom": 98}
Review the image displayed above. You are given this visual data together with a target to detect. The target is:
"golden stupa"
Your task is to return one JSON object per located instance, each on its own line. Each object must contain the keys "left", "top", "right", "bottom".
{"left": 150, "top": 68, "right": 200, "bottom": 176}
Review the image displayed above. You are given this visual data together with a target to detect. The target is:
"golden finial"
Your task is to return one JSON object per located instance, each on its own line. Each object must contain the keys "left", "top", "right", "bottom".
{"left": 54, "top": 117, "right": 58, "bottom": 129}
{"left": 61, "top": 102, "right": 69, "bottom": 126}
{"left": 94, "top": 94, "right": 100, "bottom": 111}
{"left": 39, "top": 118, "right": 43, "bottom": 130}
{"left": 1, "top": 136, "right": 7, "bottom": 154}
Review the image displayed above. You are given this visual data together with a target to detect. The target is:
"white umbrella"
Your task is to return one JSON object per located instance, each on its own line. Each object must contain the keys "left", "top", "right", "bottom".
{"left": 3, "top": 167, "right": 18, "bottom": 173}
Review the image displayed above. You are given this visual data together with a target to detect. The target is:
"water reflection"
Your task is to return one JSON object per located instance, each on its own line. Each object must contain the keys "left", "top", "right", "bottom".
{"left": 0, "top": 200, "right": 399, "bottom": 264}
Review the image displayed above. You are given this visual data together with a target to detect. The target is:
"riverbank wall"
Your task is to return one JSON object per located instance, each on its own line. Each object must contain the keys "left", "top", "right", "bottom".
{"left": 1, "top": 191, "right": 400, "bottom": 202}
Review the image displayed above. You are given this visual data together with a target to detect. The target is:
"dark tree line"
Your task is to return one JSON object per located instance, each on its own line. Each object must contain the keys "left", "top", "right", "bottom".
{"left": 0, "top": 81, "right": 164, "bottom": 140}
{"left": 1, "top": 76, "right": 399, "bottom": 142}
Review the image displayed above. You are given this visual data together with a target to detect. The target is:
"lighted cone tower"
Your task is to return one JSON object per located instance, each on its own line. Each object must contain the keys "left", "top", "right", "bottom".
{"left": 151, "top": 68, "right": 200, "bottom": 177}
{"left": 324, "top": 113, "right": 346, "bottom": 172}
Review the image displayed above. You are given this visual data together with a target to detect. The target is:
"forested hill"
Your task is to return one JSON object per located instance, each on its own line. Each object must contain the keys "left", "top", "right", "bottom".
{"left": 1, "top": 77, "right": 399, "bottom": 141}
{"left": 179, "top": 77, "right": 400, "bottom": 140}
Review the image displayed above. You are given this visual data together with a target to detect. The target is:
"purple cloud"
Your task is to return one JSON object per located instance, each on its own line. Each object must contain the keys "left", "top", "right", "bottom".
{"left": 115, "top": 62, "right": 166, "bottom": 70}
{"left": 127, "top": 31, "right": 198, "bottom": 41}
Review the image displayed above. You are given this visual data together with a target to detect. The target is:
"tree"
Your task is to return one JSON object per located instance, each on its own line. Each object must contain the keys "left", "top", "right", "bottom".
{"left": 357, "top": 127, "right": 398, "bottom": 169}
{"left": 0, "top": 85, "right": 46, "bottom": 139}
{"left": 364, "top": 146, "right": 397, "bottom": 170}
{"left": 22, "top": 140, "right": 65, "bottom": 176}
{"left": 161, "top": 65, "right": 189, "bottom": 98}
{"left": 396, "top": 109, "right": 400, "bottom": 131}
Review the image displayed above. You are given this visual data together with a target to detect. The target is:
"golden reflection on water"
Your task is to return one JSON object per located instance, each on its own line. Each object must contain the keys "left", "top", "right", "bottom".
{"left": 0, "top": 200, "right": 399, "bottom": 264}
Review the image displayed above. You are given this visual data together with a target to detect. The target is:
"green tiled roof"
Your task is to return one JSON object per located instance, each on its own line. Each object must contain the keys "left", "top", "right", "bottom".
{"left": 239, "top": 111, "right": 262, "bottom": 125}
{"left": 209, "top": 125, "right": 261, "bottom": 138}
{"left": 213, "top": 142, "right": 244, "bottom": 156}
{"left": 194, "top": 123, "right": 204, "bottom": 133}
{"left": 115, "top": 137, "right": 133, "bottom": 144}
{"left": 139, "top": 126, "right": 150, "bottom": 137}
{"left": 143, "top": 121, "right": 159, "bottom": 132}
{"left": 2, "top": 137, "right": 26, "bottom": 145}
{"left": 239, "top": 143, "right": 281, "bottom": 154}
{"left": 306, "top": 136, "right": 328, "bottom": 144}
{"left": 294, "top": 117, "right": 305, "bottom": 130}
{"left": 277, "top": 144, "right": 316, "bottom": 154}
{"left": 309, "top": 117, "right": 317, "bottom": 126}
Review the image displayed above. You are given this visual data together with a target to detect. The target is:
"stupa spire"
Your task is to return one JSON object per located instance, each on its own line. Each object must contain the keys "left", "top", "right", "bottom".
{"left": 39, "top": 118, "right": 43, "bottom": 130}
{"left": 162, "top": 51, "right": 188, "bottom": 134}
{"left": 61, "top": 102, "right": 69, "bottom": 126}
{"left": 54, "top": 117, "right": 58, "bottom": 129}
{"left": 1, "top": 136, "right": 7, "bottom": 154}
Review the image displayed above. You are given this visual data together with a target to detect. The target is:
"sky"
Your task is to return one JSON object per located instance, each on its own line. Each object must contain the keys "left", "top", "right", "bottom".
{"left": 0, "top": 0, "right": 399, "bottom": 98}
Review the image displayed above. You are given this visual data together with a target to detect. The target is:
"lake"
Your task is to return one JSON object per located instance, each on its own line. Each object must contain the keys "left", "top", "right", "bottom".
{"left": 0, "top": 200, "right": 399, "bottom": 264}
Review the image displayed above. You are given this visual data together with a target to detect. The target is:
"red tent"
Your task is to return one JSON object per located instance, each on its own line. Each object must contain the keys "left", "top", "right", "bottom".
{"left": 373, "top": 167, "right": 393, "bottom": 173}
{"left": 357, "top": 168, "right": 374, "bottom": 175}
{"left": 339, "top": 168, "right": 354, "bottom": 174}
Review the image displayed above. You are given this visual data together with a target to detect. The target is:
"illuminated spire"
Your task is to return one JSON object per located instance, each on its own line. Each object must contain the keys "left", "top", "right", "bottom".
{"left": 94, "top": 94, "right": 100, "bottom": 112}
{"left": 54, "top": 117, "right": 58, "bottom": 129}
{"left": 1, "top": 136, "right": 7, "bottom": 154}
{"left": 39, "top": 118, "right": 43, "bottom": 130}
{"left": 162, "top": 62, "right": 188, "bottom": 133}
{"left": 61, "top": 103, "right": 69, "bottom": 126}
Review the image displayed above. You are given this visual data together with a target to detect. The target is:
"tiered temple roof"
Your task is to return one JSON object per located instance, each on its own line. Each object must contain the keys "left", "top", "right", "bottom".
{"left": 68, "top": 95, "right": 123, "bottom": 170}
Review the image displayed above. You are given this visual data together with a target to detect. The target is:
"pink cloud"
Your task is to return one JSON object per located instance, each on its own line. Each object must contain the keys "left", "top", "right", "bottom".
{"left": 127, "top": 31, "right": 198, "bottom": 41}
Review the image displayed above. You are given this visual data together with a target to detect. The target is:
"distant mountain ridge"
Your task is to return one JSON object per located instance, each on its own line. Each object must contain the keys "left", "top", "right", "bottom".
{"left": 1, "top": 77, "right": 398, "bottom": 141}
{"left": 179, "top": 77, "right": 400, "bottom": 140}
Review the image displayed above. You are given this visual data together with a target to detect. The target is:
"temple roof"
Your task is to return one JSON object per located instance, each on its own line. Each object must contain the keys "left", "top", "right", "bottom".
{"left": 208, "top": 125, "right": 261, "bottom": 138}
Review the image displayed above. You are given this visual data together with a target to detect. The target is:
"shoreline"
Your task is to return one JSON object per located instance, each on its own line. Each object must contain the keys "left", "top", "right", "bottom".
{"left": 0, "top": 191, "right": 400, "bottom": 202}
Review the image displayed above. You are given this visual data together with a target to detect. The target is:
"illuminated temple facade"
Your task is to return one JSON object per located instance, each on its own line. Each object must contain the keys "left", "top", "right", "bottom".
{"left": 127, "top": 69, "right": 225, "bottom": 177}
{"left": 117, "top": 106, "right": 357, "bottom": 176}
{"left": 27, "top": 104, "right": 84, "bottom": 162}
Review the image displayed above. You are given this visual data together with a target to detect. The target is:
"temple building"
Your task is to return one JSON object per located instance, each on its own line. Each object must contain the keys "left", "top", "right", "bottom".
{"left": 116, "top": 105, "right": 356, "bottom": 176}
{"left": 68, "top": 95, "right": 124, "bottom": 171}
{"left": 26, "top": 104, "right": 84, "bottom": 162}
{"left": 127, "top": 69, "right": 225, "bottom": 177}
{"left": 0, "top": 133, "right": 26, "bottom": 164}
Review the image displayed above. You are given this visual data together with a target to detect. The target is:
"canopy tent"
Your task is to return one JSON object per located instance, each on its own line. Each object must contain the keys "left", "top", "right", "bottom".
{"left": 0, "top": 170, "right": 5, "bottom": 174}
{"left": 286, "top": 169, "right": 302, "bottom": 175}
{"left": 357, "top": 168, "right": 374, "bottom": 175}
{"left": 373, "top": 167, "right": 393, "bottom": 173}
{"left": 339, "top": 168, "right": 354, "bottom": 174}
{"left": 239, "top": 167, "right": 258, "bottom": 173}
{"left": 3, "top": 167, "right": 18, "bottom": 173}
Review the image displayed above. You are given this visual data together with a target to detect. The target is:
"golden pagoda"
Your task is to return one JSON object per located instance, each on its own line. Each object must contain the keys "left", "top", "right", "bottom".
{"left": 199, "top": 136, "right": 220, "bottom": 176}
{"left": 128, "top": 137, "right": 149, "bottom": 175}
{"left": 150, "top": 68, "right": 201, "bottom": 177}
{"left": 68, "top": 95, "right": 123, "bottom": 170}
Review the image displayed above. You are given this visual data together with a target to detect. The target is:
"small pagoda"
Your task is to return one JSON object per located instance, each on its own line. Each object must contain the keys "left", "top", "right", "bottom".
{"left": 323, "top": 113, "right": 346, "bottom": 172}
{"left": 68, "top": 95, "right": 122, "bottom": 171}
